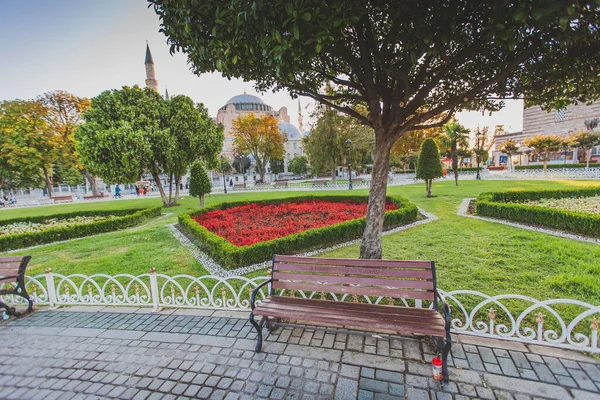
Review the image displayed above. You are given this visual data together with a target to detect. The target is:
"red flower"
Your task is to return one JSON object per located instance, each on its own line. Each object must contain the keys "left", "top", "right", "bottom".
{"left": 192, "top": 200, "right": 398, "bottom": 246}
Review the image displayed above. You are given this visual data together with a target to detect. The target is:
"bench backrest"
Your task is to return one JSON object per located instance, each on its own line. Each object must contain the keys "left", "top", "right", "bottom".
{"left": 272, "top": 255, "right": 436, "bottom": 301}
{"left": 0, "top": 256, "right": 31, "bottom": 283}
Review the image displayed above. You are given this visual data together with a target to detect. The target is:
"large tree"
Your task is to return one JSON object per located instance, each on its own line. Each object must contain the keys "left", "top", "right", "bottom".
{"left": 570, "top": 131, "right": 600, "bottom": 168}
{"left": 523, "top": 135, "right": 565, "bottom": 171}
{"left": 39, "top": 91, "right": 91, "bottom": 192}
{"left": 0, "top": 100, "right": 59, "bottom": 197}
{"left": 152, "top": 0, "right": 600, "bottom": 258}
{"left": 232, "top": 114, "right": 284, "bottom": 182}
{"left": 289, "top": 155, "right": 310, "bottom": 176}
{"left": 76, "top": 86, "right": 223, "bottom": 206}
{"left": 304, "top": 109, "right": 372, "bottom": 181}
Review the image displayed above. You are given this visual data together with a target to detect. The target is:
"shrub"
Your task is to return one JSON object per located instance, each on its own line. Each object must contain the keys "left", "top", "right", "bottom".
{"left": 178, "top": 194, "right": 418, "bottom": 269}
{"left": 0, "top": 207, "right": 161, "bottom": 251}
{"left": 475, "top": 188, "right": 600, "bottom": 237}
{"left": 189, "top": 161, "right": 211, "bottom": 207}
{"left": 416, "top": 138, "right": 443, "bottom": 197}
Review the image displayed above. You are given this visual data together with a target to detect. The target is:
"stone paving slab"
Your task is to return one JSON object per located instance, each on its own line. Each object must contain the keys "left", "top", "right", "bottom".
{"left": 0, "top": 310, "right": 599, "bottom": 399}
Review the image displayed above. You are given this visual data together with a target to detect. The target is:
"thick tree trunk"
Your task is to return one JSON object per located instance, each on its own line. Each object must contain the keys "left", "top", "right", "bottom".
{"left": 359, "top": 137, "right": 393, "bottom": 259}
{"left": 151, "top": 166, "right": 169, "bottom": 206}
{"left": 200, "top": 194, "right": 205, "bottom": 208}
{"left": 543, "top": 155, "right": 548, "bottom": 172}
{"left": 174, "top": 175, "right": 181, "bottom": 202}
{"left": 84, "top": 172, "right": 100, "bottom": 196}
{"left": 168, "top": 173, "right": 174, "bottom": 206}
{"left": 451, "top": 142, "right": 458, "bottom": 186}
{"left": 331, "top": 168, "right": 336, "bottom": 183}
{"left": 42, "top": 166, "right": 54, "bottom": 199}
{"left": 586, "top": 149, "right": 591, "bottom": 168}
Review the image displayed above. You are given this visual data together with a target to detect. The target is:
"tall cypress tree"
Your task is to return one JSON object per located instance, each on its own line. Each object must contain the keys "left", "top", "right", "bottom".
{"left": 416, "top": 139, "right": 443, "bottom": 198}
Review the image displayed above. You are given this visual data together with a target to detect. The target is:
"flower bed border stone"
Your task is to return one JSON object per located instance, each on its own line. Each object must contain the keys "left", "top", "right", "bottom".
{"left": 177, "top": 194, "right": 420, "bottom": 270}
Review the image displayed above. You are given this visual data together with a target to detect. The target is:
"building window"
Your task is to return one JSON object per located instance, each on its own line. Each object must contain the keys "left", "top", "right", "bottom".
{"left": 555, "top": 108, "right": 566, "bottom": 122}
{"left": 592, "top": 146, "right": 600, "bottom": 156}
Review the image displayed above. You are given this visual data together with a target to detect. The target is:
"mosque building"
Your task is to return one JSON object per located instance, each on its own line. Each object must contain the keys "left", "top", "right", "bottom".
{"left": 145, "top": 43, "right": 305, "bottom": 176}
{"left": 217, "top": 93, "right": 306, "bottom": 174}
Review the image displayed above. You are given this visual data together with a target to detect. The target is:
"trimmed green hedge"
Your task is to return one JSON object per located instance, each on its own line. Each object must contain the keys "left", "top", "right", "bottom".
{"left": 0, "top": 207, "right": 162, "bottom": 251}
{"left": 514, "top": 163, "right": 598, "bottom": 170}
{"left": 179, "top": 194, "right": 419, "bottom": 269}
{"left": 475, "top": 188, "right": 600, "bottom": 237}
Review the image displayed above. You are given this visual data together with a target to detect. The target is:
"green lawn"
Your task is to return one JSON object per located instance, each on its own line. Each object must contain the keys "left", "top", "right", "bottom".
{"left": 2, "top": 179, "right": 600, "bottom": 304}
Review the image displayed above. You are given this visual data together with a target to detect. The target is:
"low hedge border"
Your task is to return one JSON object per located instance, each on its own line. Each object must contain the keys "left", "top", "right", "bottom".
{"left": 475, "top": 187, "right": 600, "bottom": 238}
{"left": 0, "top": 207, "right": 162, "bottom": 251}
{"left": 178, "top": 194, "right": 419, "bottom": 269}
{"left": 514, "top": 163, "right": 598, "bottom": 170}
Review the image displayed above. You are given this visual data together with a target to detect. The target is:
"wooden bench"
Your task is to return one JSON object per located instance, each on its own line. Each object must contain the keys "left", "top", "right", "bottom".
{"left": 312, "top": 179, "right": 328, "bottom": 186}
{"left": 0, "top": 256, "right": 33, "bottom": 317}
{"left": 53, "top": 195, "right": 73, "bottom": 202}
{"left": 273, "top": 181, "right": 288, "bottom": 187}
{"left": 351, "top": 177, "right": 364, "bottom": 183}
{"left": 233, "top": 183, "right": 246, "bottom": 189}
{"left": 249, "top": 255, "right": 452, "bottom": 381}
{"left": 83, "top": 194, "right": 108, "bottom": 200}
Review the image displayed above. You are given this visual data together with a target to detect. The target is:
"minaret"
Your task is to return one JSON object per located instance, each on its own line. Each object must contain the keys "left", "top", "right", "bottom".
{"left": 145, "top": 42, "right": 158, "bottom": 92}
{"left": 165, "top": 87, "right": 169, "bottom": 100}
{"left": 298, "top": 99, "right": 303, "bottom": 133}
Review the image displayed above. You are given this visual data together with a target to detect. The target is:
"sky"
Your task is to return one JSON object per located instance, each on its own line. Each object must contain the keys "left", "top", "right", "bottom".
{"left": 0, "top": 0, "right": 523, "bottom": 133}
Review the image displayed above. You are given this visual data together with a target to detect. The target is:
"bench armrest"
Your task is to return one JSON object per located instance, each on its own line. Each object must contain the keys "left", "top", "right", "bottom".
{"left": 435, "top": 291, "right": 451, "bottom": 333}
{"left": 250, "top": 278, "right": 273, "bottom": 311}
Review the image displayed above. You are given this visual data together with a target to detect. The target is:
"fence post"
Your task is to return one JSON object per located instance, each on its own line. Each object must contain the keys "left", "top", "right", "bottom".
{"left": 149, "top": 268, "right": 161, "bottom": 312}
{"left": 45, "top": 268, "right": 57, "bottom": 309}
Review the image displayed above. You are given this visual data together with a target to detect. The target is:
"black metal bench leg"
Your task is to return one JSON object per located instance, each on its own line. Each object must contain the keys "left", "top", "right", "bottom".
{"left": 249, "top": 312, "right": 263, "bottom": 352}
{"left": 442, "top": 335, "right": 452, "bottom": 382}
{"left": 0, "top": 298, "right": 16, "bottom": 318}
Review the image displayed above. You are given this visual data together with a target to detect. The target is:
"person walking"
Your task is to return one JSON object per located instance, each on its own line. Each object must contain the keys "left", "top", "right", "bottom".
{"left": 115, "top": 185, "right": 121, "bottom": 198}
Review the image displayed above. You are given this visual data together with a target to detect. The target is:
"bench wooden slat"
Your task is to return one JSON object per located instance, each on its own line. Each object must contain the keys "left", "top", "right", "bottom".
{"left": 259, "top": 299, "right": 442, "bottom": 323}
{"left": 0, "top": 263, "right": 21, "bottom": 271}
{"left": 0, "top": 269, "right": 20, "bottom": 277}
{"left": 273, "top": 272, "right": 434, "bottom": 290}
{"left": 254, "top": 304, "right": 444, "bottom": 327}
{"left": 272, "top": 281, "right": 435, "bottom": 301}
{"left": 274, "top": 256, "right": 433, "bottom": 269}
{"left": 253, "top": 308, "right": 446, "bottom": 336}
{"left": 0, "top": 257, "right": 28, "bottom": 263}
{"left": 264, "top": 296, "right": 440, "bottom": 316}
{"left": 274, "top": 264, "right": 433, "bottom": 279}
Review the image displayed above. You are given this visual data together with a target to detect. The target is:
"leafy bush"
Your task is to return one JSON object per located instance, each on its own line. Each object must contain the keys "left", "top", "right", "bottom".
{"left": 0, "top": 207, "right": 161, "bottom": 251}
{"left": 475, "top": 188, "right": 600, "bottom": 237}
{"left": 514, "top": 163, "right": 597, "bottom": 170}
{"left": 178, "top": 194, "right": 418, "bottom": 269}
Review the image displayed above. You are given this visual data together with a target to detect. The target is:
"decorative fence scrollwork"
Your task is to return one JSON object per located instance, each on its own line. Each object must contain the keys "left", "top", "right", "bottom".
{"left": 1, "top": 271, "right": 599, "bottom": 353}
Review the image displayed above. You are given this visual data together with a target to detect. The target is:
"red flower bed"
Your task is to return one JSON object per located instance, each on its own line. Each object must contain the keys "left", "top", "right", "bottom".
{"left": 192, "top": 200, "right": 398, "bottom": 246}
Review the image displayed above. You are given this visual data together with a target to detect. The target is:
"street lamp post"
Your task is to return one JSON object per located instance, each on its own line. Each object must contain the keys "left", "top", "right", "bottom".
{"left": 220, "top": 155, "right": 227, "bottom": 194}
{"left": 346, "top": 139, "right": 353, "bottom": 190}
{"left": 475, "top": 130, "right": 481, "bottom": 180}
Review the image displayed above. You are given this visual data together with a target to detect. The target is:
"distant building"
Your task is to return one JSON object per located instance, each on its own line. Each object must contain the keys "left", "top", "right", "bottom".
{"left": 494, "top": 100, "right": 600, "bottom": 166}
{"left": 216, "top": 93, "right": 305, "bottom": 173}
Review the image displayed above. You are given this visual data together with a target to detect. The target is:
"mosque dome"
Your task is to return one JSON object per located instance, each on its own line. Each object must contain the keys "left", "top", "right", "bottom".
{"left": 220, "top": 93, "right": 273, "bottom": 112}
{"left": 278, "top": 122, "right": 302, "bottom": 139}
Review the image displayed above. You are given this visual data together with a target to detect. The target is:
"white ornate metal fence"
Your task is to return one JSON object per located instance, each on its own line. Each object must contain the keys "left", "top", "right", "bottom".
{"left": 2, "top": 270, "right": 599, "bottom": 354}
{"left": 484, "top": 167, "right": 600, "bottom": 180}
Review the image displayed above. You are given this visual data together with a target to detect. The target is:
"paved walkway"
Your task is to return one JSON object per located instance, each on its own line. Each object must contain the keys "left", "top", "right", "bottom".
{"left": 1, "top": 309, "right": 599, "bottom": 400}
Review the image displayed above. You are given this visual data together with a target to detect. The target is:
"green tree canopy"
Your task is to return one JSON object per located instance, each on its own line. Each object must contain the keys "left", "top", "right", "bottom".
{"left": 416, "top": 138, "right": 443, "bottom": 197}
{"left": 570, "top": 131, "right": 600, "bottom": 168}
{"left": 304, "top": 109, "right": 372, "bottom": 181}
{"left": 76, "top": 86, "right": 223, "bottom": 206}
{"left": 289, "top": 155, "right": 309, "bottom": 176}
{"left": 523, "top": 135, "right": 566, "bottom": 172}
{"left": 189, "top": 160, "right": 211, "bottom": 207}
{"left": 152, "top": 0, "right": 600, "bottom": 259}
